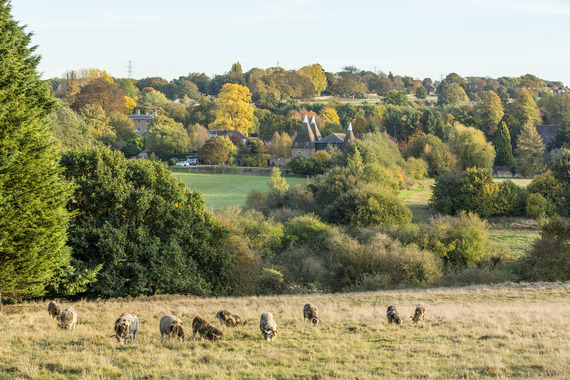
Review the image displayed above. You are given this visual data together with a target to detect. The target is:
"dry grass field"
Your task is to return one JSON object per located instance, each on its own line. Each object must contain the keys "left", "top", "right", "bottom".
{"left": 1, "top": 283, "right": 568, "bottom": 379}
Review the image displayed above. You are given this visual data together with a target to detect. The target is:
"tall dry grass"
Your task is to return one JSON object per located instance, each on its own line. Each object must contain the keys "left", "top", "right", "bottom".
{"left": 0, "top": 282, "right": 568, "bottom": 379}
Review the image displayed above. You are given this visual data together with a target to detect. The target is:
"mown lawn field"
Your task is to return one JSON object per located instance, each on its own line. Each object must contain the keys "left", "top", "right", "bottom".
{"left": 172, "top": 173, "right": 309, "bottom": 210}
{"left": 1, "top": 283, "right": 568, "bottom": 379}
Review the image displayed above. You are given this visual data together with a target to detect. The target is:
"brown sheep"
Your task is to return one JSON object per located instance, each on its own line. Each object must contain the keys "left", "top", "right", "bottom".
{"left": 411, "top": 303, "right": 426, "bottom": 323}
{"left": 160, "top": 315, "right": 185, "bottom": 343}
{"left": 59, "top": 307, "right": 77, "bottom": 331}
{"left": 386, "top": 305, "right": 402, "bottom": 325}
{"left": 216, "top": 310, "right": 247, "bottom": 327}
{"left": 260, "top": 312, "right": 277, "bottom": 341}
{"left": 47, "top": 301, "right": 62, "bottom": 322}
{"left": 192, "top": 316, "right": 223, "bottom": 341}
{"left": 303, "top": 303, "right": 320, "bottom": 325}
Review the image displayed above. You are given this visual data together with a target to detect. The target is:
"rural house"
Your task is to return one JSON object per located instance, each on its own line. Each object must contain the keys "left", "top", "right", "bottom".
{"left": 128, "top": 109, "right": 157, "bottom": 137}
{"left": 208, "top": 129, "right": 248, "bottom": 146}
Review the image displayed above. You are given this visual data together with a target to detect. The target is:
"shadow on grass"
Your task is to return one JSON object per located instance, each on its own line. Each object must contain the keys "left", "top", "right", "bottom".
{"left": 407, "top": 205, "right": 438, "bottom": 223}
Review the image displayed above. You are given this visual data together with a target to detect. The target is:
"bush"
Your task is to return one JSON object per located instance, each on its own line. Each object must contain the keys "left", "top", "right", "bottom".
{"left": 337, "top": 233, "right": 442, "bottom": 291}
{"left": 526, "top": 193, "right": 548, "bottom": 219}
{"left": 495, "top": 180, "right": 527, "bottom": 216}
{"left": 413, "top": 213, "right": 489, "bottom": 267}
{"left": 406, "top": 157, "right": 428, "bottom": 179}
{"left": 521, "top": 216, "right": 570, "bottom": 282}
{"left": 362, "top": 163, "right": 400, "bottom": 192}
{"left": 431, "top": 169, "right": 527, "bottom": 217}
{"left": 324, "top": 184, "right": 412, "bottom": 228}
{"left": 282, "top": 214, "right": 329, "bottom": 248}
{"left": 257, "top": 267, "right": 291, "bottom": 295}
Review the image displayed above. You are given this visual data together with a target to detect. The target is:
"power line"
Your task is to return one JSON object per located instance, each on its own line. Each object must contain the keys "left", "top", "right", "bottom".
{"left": 126, "top": 60, "right": 134, "bottom": 78}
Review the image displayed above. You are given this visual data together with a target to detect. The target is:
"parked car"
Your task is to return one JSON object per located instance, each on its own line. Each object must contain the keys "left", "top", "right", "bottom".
{"left": 175, "top": 161, "right": 190, "bottom": 167}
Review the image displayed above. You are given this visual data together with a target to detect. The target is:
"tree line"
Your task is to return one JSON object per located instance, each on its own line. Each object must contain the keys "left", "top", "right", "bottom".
{"left": 1, "top": 1, "right": 568, "bottom": 302}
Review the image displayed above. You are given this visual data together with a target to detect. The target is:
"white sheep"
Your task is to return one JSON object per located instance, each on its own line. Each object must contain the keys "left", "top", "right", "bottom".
{"left": 260, "top": 312, "right": 277, "bottom": 341}
{"left": 59, "top": 307, "right": 77, "bottom": 331}
{"left": 160, "top": 315, "right": 185, "bottom": 343}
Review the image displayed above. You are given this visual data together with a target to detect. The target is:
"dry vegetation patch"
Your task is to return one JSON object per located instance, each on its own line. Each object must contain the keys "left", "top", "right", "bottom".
{"left": 1, "top": 283, "right": 568, "bottom": 379}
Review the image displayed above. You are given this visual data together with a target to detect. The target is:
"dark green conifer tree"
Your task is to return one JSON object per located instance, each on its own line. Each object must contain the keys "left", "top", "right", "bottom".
{"left": 0, "top": 1, "right": 73, "bottom": 298}
{"left": 434, "top": 118, "right": 445, "bottom": 141}
{"left": 493, "top": 121, "right": 515, "bottom": 166}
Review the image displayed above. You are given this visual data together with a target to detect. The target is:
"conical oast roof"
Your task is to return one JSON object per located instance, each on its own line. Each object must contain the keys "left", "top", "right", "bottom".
{"left": 342, "top": 122, "right": 355, "bottom": 149}
{"left": 292, "top": 115, "right": 316, "bottom": 148}
{"left": 310, "top": 115, "right": 322, "bottom": 141}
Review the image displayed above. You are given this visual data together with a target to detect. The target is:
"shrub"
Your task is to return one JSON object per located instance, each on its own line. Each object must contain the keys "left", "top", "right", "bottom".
{"left": 282, "top": 214, "right": 329, "bottom": 248}
{"left": 324, "top": 184, "right": 412, "bottom": 228}
{"left": 413, "top": 213, "right": 489, "bottom": 267}
{"left": 362, "top": 163, "right": 400, "bottom": 192}
{"left": 244, "top": 189, "right": 268, "bottom": 213}
{"left": 337, "top": 233, "right": 442, "bottom": 291}
{"left": 436, "top": 267, "right": 518, "bottom": 287}
{"left": 521, "top": 216, "right": 570, "bottom": 282}
{"left": 257, "top": 267, "right": 291, "bottom": 295}
{"left": 495, "top": 180, "right": 527, "bottom": 216}
{"left": 406, "top": 157, "right": 428, "bottom": 179}
{"left": 525, "top": 193, "right": 548, "bottom": 219}
{"left": 431, "top": 169, "right": 527, "bottom": 217}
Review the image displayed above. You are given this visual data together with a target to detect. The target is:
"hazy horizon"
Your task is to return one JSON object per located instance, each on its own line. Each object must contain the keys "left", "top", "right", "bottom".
{"left": 10, "top": 0, "right": 570, "bottom": 85}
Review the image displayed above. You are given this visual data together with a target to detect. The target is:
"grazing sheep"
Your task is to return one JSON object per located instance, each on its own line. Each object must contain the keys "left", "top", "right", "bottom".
{"left": 47, "top": 301, "right": 62, "bottom": 322}
{"left": 260, "top": 312, "right": 277, "bottom": 341}
{"left": 216, "top": 310, "right": 247, "bottom": 327}
{"left": 192, "top": 316, "right": 223, "bottom": 341}
{"left": 114, "top": 314, "right": 139, "bottom": 344}
{"left": 58, "top": 307, "right": 77, "bottom": 331}
{"left": 160, "top": 315, "right": 185, "bottom": 343}
{"left": 411, "top": 303, "right": 426, "bottom": 323}
{"left": 303, "top": 303, "right": 320, "bottom": 325}
{"left": 386, "top": 305, "right": 402, "bottom": 325}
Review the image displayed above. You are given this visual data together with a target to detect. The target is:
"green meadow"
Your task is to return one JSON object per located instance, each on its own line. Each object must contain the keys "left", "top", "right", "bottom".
{"left": 172, "top": 172, "right": 310, "bottom": 210}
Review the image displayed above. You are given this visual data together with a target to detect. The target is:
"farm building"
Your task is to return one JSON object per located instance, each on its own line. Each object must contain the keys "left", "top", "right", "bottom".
{"left": 292, "top": 116, "right": 356, "bottom": 158}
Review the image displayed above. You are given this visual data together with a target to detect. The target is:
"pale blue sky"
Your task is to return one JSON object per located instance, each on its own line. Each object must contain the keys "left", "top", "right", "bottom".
{"left": 10, "top": 0, "right": 570, "bottom": 84}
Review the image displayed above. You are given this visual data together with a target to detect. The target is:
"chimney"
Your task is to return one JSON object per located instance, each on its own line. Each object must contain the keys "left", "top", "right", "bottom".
{"left": 136, "top": 109, "right": 140, "bottom": 115}
{"left": 152, "top": 109, "right": 157, "bottom": 116}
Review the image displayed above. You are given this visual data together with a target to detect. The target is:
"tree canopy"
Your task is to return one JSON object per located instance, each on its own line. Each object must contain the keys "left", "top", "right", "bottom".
{"left": 61, "top": 147, "right": 232, "bottom": 297}
{"left": 211, "top": 84, "right": 255, "bottom": 136}
{"left": 0, "top": 1, "right": 73, "bottom": 299}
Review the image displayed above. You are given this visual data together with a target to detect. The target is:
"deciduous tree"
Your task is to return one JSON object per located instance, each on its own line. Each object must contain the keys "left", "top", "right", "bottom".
{"left": 477, "top": 90, "right": 504, "bottom": 136}
{"left": 71, "top": 79, "right": 128, "bottom": 115}
{"left": 298, "top": 64, "right": 327, "bottom": 96}
{"left": 437, "top": 83, "right": 468, "bottom": 105}
{"left": 511, "top": 88, "right": 541, "bottom": 127}
{"left": 61, "top": 147, "right": 232, "bottom": 297}
{"left": 212, "top": 84, "right": 255, "bottom": 136}
{"left": 198, "top": 138, "right": 230, "bottom": 164}
{"left": 448, "top": 123, "right": 495, "bottom": 169}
